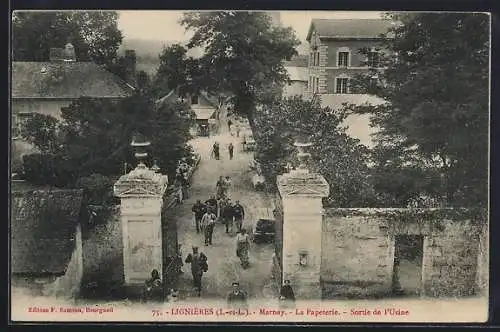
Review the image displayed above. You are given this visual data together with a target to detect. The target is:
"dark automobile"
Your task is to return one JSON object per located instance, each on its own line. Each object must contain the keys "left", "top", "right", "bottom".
{"left": 252, "top": 218, "right": 276, "bottom": 243}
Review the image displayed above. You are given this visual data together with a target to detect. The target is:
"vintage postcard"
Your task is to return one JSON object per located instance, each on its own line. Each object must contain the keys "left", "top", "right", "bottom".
{"left": 10, "top": 10, "right": 490, "bottom": 323}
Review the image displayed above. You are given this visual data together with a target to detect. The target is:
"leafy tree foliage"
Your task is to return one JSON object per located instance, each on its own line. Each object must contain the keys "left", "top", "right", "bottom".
{"left": 254, "top": 96, "right": 377, "bottom": 207}
{"left": 21, "top": 113, "right": 60, "bottom": 154}
{"left": 180, "top": 11, "right": 300, "bottom": 127}
{"left": 21, "top": 94, "right": 196, "bottom": 187}
{"left": 153, "top": 44, "right": 201, "bottom": 97}
{"left": 12, "top": 11, "right": 123, "bottom": 66}
{"left": 349, "top": 13, "right": 489, "bottom": 207}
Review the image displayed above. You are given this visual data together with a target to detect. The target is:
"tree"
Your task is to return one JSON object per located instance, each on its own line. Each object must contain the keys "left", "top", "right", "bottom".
{"left": 21, "top": 113, "right": 60, "bottom": 154}
{"left": 21, "top": 93, "right": 196, "bottom": 187}
{"left": 180, "top": 11, "right": 300, "bottom": 128}
{"left": 254, "top": 96, "right": 377, "bottom": 207}
{"left": 349, "top": 13, "right": 489, "bottom": 207}
{"left": 12, "top": 11, "right": 123, "bottom": 67}
{"left": 152, "top": 43, "right": 203, "bottom": 98}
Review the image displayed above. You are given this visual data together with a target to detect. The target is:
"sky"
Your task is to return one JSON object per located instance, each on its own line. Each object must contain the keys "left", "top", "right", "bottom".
{"left": 118, "top": 11, "right": 384, "bottom": 44}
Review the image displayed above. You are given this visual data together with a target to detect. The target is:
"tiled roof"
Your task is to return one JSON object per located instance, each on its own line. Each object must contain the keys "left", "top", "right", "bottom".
{"left": 286, "top": 66, "right": 308, "bottom": 82}
{"left": 320, "top": 94, "right": 387, "bottom": 147}
{"left": 12, "top": 62, "right": 135, "bottom": 99}
{"left": 306, "top": 19, "right": 393, "bottom": 41}
{"left": 11, "top": 189, "right": 84, "bottom": 275}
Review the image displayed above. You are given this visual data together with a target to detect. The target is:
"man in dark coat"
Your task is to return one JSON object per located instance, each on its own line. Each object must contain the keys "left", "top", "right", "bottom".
{"left": 228, "top": 142, "right": 234, "bottom": 160}
{"left": 185, "top": 246, "right": 208, "bottom": 297}
{"left": 279, "top": 279, "right": 295, "bottom": 308}
{"left": 221, "top": 199, "right": 234, "bottom": 234}
{"left": 233, "top": 200, "right": 245, "bottom": 233}
{"left": 192, "top": 200, "right": 207, "bottom": 233}
{"left": 227, "top": 282, "right": 248, "bottom": 309}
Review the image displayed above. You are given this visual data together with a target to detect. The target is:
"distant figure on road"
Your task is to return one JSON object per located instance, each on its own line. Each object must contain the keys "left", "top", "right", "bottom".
{"left": 216, "top": 176, "right": 226, "bottom": 200}
{"left": 211, "top": 142, "right": 220, "bottom": 160}
{"left": 224, "top": 176, "right": 232, "bottom": 198}
{"left": 202, "top": 213, "right": 216, "bottom": 246}
{"left": 227, "top": 282, "right": 248, "bottom": 309}
{"left": 185, "top": 246, "right": 208, "bottom": 297}
{"left": 176, "top": 244, "right": 184, "bottom": 274}
{"left": 236, "top": 228, "right": 250, "bottom": 269}
{"left": 141, "top": 269, "right": 163, "bottom": 303}
{"left": 233, "top": 200, "right": 245, "bottom": 232}
{"left": 279, "top": 280, "right": 295, "bottom": 308}
{"left": 235, "top": 125, "right": 240, "bottom": 138}
{"left": 228, "top": 142, "right": 234, "bottom": 160}
{"left": 192, "top": 200, "right": 207, "bottom": 234}
{"left": 227, "top": 119, "right": 233, "bottom": 131}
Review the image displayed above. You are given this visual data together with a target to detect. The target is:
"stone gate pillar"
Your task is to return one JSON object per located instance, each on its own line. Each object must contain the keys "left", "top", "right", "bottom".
{"left": 276, "top": 138, "right": 329, "bottom": 299}
{"left": 114, "top": 140, "right": 168, "bottom": 286}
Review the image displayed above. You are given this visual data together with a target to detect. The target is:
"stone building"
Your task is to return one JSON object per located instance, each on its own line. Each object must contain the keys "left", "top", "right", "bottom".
{"left": 11, "top": 43, "right": 136, "bottom": 173}
{"left": 305, "top": 18, "right": 391, "bottom": 147}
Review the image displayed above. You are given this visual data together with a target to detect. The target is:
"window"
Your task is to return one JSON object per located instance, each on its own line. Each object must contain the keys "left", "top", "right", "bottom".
{"left": 315, "top": 77, "right": 319, "bottom": 93}
{"left": 12, "top": 113, "right": 34, "bottom": 138}
{"left": 338, "top": 52, "right": 349, "bottom": 67}
{"left": 316, "top": 52, "right": 320, "bottom": 66}
{"left": 335, "top": 77, "right": 349, "bottom": 94}
{"left": 367, "top": 51, "right": 380, "bottom": 68}
{"left": 191, "top": 94, "right": 199, "bottom": 105}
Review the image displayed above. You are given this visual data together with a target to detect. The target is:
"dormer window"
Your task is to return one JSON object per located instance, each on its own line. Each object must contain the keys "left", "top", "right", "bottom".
{"left": 337, "top": 47, "right": 350, "bottom": 67}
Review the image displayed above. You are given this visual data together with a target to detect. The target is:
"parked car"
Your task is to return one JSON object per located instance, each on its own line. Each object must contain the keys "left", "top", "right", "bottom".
{"left": 252, "top": 208, "right": 276, "bottom": 243}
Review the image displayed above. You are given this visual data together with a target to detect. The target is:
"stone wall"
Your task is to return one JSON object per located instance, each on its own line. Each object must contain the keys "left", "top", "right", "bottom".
{"left": 321, "top": 208, "right": 486, "bottom": 299}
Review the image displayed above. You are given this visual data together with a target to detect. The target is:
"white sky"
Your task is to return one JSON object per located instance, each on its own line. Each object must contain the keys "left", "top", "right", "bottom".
{"left": 118, "top": 10, "right": 383, "bottom": 44}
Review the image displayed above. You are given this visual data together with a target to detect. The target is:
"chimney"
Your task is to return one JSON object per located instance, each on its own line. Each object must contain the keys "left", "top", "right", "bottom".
{"left": 124, "top": 49, "right": 137, "bottom": 84}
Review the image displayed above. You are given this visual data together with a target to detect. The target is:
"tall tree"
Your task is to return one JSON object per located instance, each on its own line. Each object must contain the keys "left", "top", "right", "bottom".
{"left": 180, "top": 11, "right": 300, "bottom": 128}
{"left": 349, "top": 13, "right": 489, "bottom": 207}
{"left": 12, "top": 10, "right": 123, "bottom": 66}
{"left": 254, "top": 96, "right": 377, "bottom": 207}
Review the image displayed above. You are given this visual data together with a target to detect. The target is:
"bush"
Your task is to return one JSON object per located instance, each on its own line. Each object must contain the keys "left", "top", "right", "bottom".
{"left": 22, "top": 153, "right": 74, "bottom": 187}
{"left": 75, "top": 174, "right": 114, "bottom": 206}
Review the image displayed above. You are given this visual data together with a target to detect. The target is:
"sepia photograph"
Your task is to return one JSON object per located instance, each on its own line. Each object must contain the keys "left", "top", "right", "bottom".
{"left": 9, "top": 10, "right": 490, "bottom": 323}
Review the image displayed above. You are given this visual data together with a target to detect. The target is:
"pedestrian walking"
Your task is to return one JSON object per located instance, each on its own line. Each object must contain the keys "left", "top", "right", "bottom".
{"left": 279, "top": 280, "right": 296, "bottom": 308}
{"left": 227, "top": 119, "right": 233, "bottom": 131}
{"left": 216, "top": 176, "right": 226, "bottom": 200}
{"left": 224, "top": 176, "right": 232, "bottom": 198}
{"left": 192, "top": 200, "right": 207, "bottom": 234}
{"left": 228, "top": 142, "right": 234, "bottom": 160}
{"left": 233, "top": 200, "right": 245, "bottom": 233}
{"left": 227, "top": 282, "right": 248, "bottom": 309}
{"left": 202, "top": 213, "right": 216, "bottom": 246}
{"left": 141, "top": 269, "right": 163, "bottom": 303}
{"left": 222, "top": 199, "right": 234, "bottom": 234}
{"left": 185, "top": 246, "right": 208, "bottom": 297}
{"left": 236, "top": 229, "right": 251, "bottom": 269}
{"left": 211, "top": 142, "right": 220, "bottom": 160}
{"left": 236, "top": 125, "right": 240, "bottom": 138}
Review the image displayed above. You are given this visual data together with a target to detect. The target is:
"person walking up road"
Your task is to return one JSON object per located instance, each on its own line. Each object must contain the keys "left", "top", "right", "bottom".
{"left": 236, "top": 229, "right": 251, "bottom": 269}
{"left": 233, "top": 200, "right": 245, "bottom": 233}
{"left": 185, "top": 246, "right": 208, "bottom": 297}
{"left": 228, "top": 142, "right": 234, "bottom": 160}
{"left": 192, "top": 200, "right": 207, "bottom": 234}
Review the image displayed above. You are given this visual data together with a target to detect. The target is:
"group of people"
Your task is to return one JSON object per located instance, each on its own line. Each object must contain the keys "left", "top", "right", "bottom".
{"left": 211, "top": 142, "right": 235, "bottom": 160}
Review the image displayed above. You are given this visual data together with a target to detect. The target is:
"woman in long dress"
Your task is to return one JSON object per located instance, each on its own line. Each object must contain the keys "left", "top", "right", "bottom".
{"left": 236, "top": 229, "right": 250, "bottom": 269}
